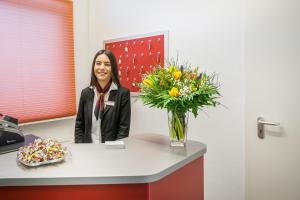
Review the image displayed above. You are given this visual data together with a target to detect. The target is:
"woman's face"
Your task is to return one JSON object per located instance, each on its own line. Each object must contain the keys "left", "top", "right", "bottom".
{"left": 94, "top": 54, "right": 112, "bottom": 83}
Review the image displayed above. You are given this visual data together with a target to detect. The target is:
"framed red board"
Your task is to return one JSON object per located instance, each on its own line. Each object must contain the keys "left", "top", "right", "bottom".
{"left": 104, "top": 31, "right": 169, "bottom": 95}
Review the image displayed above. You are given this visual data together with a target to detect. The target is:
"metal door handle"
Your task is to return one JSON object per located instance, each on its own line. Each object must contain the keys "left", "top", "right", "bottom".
{"left": 257, "top": 117, "right": 280, "bottom": 139}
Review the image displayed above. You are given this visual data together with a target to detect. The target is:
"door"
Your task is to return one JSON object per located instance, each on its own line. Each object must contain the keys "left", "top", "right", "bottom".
{"left": 245, "top": 0, "right": 300, "bottom": 200}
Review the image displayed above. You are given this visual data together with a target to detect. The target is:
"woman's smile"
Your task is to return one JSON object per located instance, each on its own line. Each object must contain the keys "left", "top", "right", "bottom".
{"left": 94, "top": 54, "right": 112, "bottom": 85}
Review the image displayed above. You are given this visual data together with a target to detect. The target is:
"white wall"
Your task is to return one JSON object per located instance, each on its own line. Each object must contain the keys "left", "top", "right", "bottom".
{"left": 88, "top": 1, "right": 245, "bottom": 200}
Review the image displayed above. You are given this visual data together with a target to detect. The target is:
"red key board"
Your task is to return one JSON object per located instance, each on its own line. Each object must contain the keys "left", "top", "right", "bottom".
{"left": 104, "top": 31, "right": 168, "bottom": 93}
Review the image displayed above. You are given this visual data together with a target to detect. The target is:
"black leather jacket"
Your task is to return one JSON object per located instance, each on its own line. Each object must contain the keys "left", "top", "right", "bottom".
{"left": 74, "top": 86, "right": 131, "bottom": 143}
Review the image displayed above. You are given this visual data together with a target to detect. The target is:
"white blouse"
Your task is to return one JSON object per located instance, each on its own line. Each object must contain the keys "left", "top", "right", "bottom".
{"left": 91, "top": 82, "right": 118, "bottom": 143}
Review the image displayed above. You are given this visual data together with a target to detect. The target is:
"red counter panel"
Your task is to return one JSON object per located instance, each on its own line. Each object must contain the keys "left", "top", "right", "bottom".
{"left": 0, "top": 157, "right": 203, "bottom": 200}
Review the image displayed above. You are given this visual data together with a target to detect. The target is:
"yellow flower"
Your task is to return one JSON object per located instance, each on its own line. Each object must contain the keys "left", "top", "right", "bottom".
{"left": 168, "top": 66, "right": 176, "bottom": 72}
{"left": 143, "top": 79, "right": 153, "bottom": 87}
{"left": 169, "top": 87, "right": 180, "bottom": 97}
{"left": 173, "top": 71, "right": 182, "bottom": 80}
{"left": 192, "top": 86, "right": 197, "bottom": 92}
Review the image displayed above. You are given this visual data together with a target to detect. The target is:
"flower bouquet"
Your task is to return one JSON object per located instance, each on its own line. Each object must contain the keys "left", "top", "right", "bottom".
{"left": 139, "top": 59, "right": 221, "bottom": 146}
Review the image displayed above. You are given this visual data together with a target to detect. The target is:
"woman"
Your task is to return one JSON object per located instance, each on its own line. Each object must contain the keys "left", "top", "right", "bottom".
{"left": 75, "top": 49, "right": 131, "bottom": 143}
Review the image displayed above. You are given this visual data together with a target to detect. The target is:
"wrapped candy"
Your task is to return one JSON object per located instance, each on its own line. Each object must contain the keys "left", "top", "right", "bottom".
{"left": 17, "top": 138, "right": 67, "bottom": 167}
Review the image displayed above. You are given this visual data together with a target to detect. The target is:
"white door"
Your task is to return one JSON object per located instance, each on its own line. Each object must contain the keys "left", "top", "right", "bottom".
{"left": 245, "top": 0, "right": 300, "bottom": 200}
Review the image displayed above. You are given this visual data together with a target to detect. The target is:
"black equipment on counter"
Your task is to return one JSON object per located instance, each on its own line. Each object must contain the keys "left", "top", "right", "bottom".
{"left": 0, "top": 114, "right": 24, "bottom": 146}
{"left": 0, "top": 114, "right": 39, "bottom": 154}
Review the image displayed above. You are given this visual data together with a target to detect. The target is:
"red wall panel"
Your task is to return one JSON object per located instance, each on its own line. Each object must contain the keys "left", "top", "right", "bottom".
{"left": 105, "top": 34, "right": 165, "bottom": 92}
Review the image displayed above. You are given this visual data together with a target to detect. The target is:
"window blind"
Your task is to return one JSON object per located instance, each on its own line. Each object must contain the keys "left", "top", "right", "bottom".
{"left": 0, "top": 0, "right": 76, "bottom": 123}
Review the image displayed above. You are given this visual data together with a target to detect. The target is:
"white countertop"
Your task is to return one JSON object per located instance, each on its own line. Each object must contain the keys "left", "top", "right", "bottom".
{"left": 0, "top": 133, "right": 206, "bottom": 186}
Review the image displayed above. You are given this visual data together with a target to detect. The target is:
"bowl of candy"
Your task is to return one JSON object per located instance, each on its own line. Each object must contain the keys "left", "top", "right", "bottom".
{"left": 17, "top": 138, "right": 67, "bottom": 167}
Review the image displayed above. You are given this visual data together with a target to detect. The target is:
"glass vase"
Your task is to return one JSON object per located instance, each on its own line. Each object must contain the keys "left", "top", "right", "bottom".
{"left": 168, "top": 111, "right": 189, "bottom": 147}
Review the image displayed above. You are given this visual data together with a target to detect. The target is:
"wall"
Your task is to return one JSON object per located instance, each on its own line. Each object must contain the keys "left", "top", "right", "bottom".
{"left": 88, "top": 1, "right": 245, "bottom": 200}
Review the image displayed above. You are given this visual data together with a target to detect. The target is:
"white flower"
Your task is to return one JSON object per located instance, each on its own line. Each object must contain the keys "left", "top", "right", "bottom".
{"left": 180, "top": 85, "right": 192, "bottom": 96}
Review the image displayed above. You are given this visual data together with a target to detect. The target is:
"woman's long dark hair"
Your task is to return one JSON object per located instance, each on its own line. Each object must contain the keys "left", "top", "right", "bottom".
{"left": 90, "top": 49, "right": 121, "bottom": 87}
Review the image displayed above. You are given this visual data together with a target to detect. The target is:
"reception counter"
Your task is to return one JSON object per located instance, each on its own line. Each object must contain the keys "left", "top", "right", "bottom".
{"left": 0, "top": 133, "right": 206, "bottom": 200}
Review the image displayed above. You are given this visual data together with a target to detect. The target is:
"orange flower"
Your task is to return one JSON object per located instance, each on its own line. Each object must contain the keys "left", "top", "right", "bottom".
{"left": 169, "top": 87, "right": 180, "bottom": 97}
{"left": 193, "top": 73, "right": 198, "bottom": 79}
{"left": 160, "top": 80, "right": 164, "bottom": 86}
{"left": 143, "top": 79, "right": 153, "bottom": 87}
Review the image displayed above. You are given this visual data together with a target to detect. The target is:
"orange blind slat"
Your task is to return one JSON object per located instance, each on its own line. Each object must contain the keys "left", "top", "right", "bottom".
{"left": 0, "top": 0, "right": 76, "bottom": 123}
